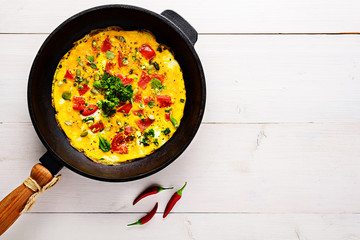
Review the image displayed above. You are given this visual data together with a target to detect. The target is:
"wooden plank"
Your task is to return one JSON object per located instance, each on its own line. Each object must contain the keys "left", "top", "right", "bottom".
{"left": 1, "top": 0, "right": 360, "bottom": 33}
{"left": 0, "top": 123, "right": 359, "bottom": 213}
{"left": 2, "top": 213, "right": 360, "bottom": 240}
{"left": 2, "top": 34, "right": 360, "bottom": 123}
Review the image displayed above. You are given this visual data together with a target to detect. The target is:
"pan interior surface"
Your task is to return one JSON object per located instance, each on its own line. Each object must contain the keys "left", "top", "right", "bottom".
{"left": 28, "top": 5, "right": 205, "bottom": 181}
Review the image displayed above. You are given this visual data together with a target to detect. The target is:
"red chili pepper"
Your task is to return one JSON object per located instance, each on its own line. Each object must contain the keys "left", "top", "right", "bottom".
{"left": 133, "top": 186, "right": 174, "bottom": 205}
{"left": 127, "top": 202, "right": 158, "bottom": 226}
{"left": 163, "top": 182, "right": 187, "bottom": 218}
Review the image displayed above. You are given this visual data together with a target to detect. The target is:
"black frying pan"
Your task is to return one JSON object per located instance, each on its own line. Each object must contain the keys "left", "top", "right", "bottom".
{"left": 0, "top": 5, "right": 205, "bottom": 235}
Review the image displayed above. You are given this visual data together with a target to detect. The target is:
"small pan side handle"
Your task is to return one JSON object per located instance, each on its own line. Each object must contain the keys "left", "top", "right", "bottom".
{"left": 0, "top": 164, "right": 54, "bottom": 236}
{"left": 161, "top": 10, "right": 198, "bottom": 45}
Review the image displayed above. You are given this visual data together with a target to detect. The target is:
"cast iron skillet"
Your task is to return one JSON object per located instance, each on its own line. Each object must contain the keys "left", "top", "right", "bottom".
{"left": 0, "top": 5, "right": 205, "bottom": 235}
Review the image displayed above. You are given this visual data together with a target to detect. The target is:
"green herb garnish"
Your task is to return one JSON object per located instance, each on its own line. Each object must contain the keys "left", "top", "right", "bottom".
{"left": 141, "top": 129, "right": 155, "bottom": 146}
{"left": 147, "top": 129, "right": 155, "bottom": 138}
{"left": 157, "top": 45, "right": 162, "bottom": 52}
{"left": 162, "top": 128, "right": 171, "bottom": 135}
{"left": 95, "top": 72, "right": 133, "bottom": 117}
{"left": 98, "top": 134, "right": 111, "bottom": 152}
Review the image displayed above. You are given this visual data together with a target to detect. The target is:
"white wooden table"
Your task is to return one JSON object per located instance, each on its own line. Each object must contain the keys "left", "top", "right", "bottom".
{"left": 1, "top": 0, "right": 360, "bottom": 239}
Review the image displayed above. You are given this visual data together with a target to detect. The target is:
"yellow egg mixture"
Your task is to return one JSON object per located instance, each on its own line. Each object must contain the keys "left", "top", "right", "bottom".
{"left": 52, "top": 27, "right": 186, "bottom": 165}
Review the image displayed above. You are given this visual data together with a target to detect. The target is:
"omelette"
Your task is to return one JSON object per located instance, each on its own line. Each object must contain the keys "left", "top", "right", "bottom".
{"left": 52, "top": 27, "right": 186, "bottom": 165}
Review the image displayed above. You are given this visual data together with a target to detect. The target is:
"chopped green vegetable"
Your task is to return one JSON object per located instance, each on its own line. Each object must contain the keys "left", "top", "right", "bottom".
{"left": 76, "top": 69, "right": 81, "bottom": 77}
{"left": 170, "top": 115, "right": 179, "bottom": 127}
{"left": 119, "top": 36, "right": 126, "bottom": 43}
{"left": 90, "top": 63, "right": 97, "bottom": 69}
{"left": 153, "top": 62, "right": 160, "bottom": 70}
{"left": 80, "top": 131, "right": 88, "bottom": 137}
{"left": 62, "top": 90, "right": 71, "bottom": 100}
{"left": 153, "top": 138, "right": 159, "bottom": 146}
{"left": 93, "top": 80, "right": 101, "bottom": 89}
{"left": 141, "top": 129, "right": 155, "bottom": 146}
{"left": 98, "top": 134, "right": 111, "bottom": 152}
{"left": 147, "top": 129, "right": 155, "bottom": 137}
{"left": 162, "top": 128, "right": 171, "bottom": 135}
{"left": 87, "top": 56, "right": 94, "bottom": 62}
{"left": 57, "top": 81, "right": 63, "bottom": 87}
{"left": 148, "top": 101, "right": 156, "bottom": 108}
{"left": 157, "top": 45, "right": 162, "bottom": 52}
{"left": 180, "top": 99, "right": 185, "bottom": 103}
{"left": 91, "top": 88, "right": 99, "bottom": 94}
{"left": 94, "top": 72, "right": 100, "bottom": 81}
{"left": 150, "top": 78, "right": 163, "bottom": 90}
{"left": 105, "top": 51, "right": 115, "bottom": 60}
{"left": 82, "top": 117, "right": 94, "bottom": 122}
{"left": 122, "top": 57, "right": 129, "bottom": 65}
{"left": 141, "top": 137, "right": 150, "bottom": 146}
{"left": 92, "top": 40, "right": 97, "bottom": 47}
{"left": 76, "top": 57, "right": 81, "bottom": 62}
{"left": 63, "top": 79, "right": 67, "bottom": 83}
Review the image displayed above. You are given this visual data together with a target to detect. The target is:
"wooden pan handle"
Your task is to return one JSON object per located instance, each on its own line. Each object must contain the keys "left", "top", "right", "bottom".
{"left": 0, "top": 164, "right": 54, "bottom": 236}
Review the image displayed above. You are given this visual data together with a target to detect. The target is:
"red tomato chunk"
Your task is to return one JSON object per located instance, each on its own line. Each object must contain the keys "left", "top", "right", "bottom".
{"left": 138, "top": 44, "right": 156, "bottom": 60}
{"left": 89, "top": 121, "right": 104, "bottom": 133}
{"left": 117, "top": 103, "right": 132, "bottom": 114}
{"left": 101, "top": 38, "right": 112, "bottom": 52}
{"left": 156, "top": 95, "right": 173, "bottom": 108}
{"left": 111, "top": 133, "right": 128, "bottom": 154}
{"left": 136, "top": 118, "right": 155, "bottom": 132}
{"left": 81, "top": 104, "right": 98, "bottom": 116}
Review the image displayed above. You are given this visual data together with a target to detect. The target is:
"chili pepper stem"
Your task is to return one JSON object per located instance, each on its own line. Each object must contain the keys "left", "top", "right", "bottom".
{"left": 158, "top": 187, "right": 174, "bottom": 192}
{"left": 177, "top": 182, "right": 187, "bottom": 196}
{"left": 127, "top": 220, "right": 142, "bottom": 226}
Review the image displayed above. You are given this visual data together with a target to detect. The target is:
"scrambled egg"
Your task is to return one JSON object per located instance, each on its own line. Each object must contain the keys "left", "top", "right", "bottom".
{"left": 52, "top": 27, "right": 186, "bottom": 165}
